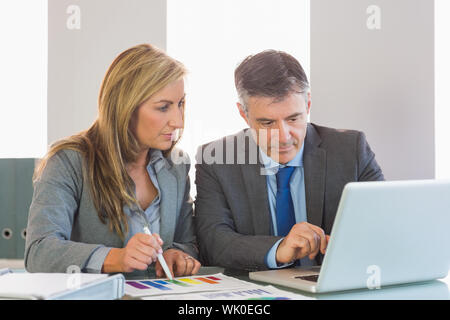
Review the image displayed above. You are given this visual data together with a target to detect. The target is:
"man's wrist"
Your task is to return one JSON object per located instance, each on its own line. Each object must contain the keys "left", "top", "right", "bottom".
{"left": 275, "top": 239, "right": 296, "bottom": 266}
{"left": 265, "top": 238, "right": 293, "bottom": 269}
{"left": 275, "top": 239, "right": 288, "bottom": 264}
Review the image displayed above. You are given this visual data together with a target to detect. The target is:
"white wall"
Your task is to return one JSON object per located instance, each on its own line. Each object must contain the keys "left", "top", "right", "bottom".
{"left": 1, "top": 0, "right": 448, "bottom": 184}
{"left": 435, "top": 0, "right": 450, "bottom": 179}
{"left": 310, "top": 0, "right": 435, "bottom": 181}
{"left": 0, "top": 0, "right": 47, "bottom": 158}
{"left": 47, "top": 0, "right": 166, "bottom": 146}
{"left": 167, "top": 0, "right": 310, "bottom": 194}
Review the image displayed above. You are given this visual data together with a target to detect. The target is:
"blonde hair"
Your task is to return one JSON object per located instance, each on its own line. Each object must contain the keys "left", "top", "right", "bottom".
{"left": 34, "top": 44, "right": 187, "bottom": 240}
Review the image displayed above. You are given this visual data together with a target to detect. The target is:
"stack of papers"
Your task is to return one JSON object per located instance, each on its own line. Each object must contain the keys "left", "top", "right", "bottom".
{"left": 0, "top": 271, "right": 111, "bottom": 300}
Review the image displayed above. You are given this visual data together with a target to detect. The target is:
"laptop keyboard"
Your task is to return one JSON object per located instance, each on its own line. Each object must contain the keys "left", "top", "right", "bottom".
{"left": 295, "top": 275, "right": 319, "bottom": 283}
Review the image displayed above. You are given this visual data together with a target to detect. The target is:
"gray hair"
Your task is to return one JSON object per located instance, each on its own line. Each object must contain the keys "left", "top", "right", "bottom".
{"left": 235, "top": 50, "right": 310, "bottom": 115}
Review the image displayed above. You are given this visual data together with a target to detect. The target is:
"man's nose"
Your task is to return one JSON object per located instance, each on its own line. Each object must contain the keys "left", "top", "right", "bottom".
{"left": 277, "top": 121, "right": 291, "bottom": 144}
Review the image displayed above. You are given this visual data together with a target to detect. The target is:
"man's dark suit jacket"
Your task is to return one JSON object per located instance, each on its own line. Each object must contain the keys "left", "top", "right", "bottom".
{"left": 194, "top": 123, "right": 384, "bottom": 271}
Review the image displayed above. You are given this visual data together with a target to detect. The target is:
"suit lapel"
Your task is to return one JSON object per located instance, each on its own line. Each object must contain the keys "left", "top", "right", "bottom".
{"left": 241, "top": 164, "right": 272, "bottom": 235}
{"left": 156, "top": 162, "right": 178, "bottom": 248}
{"left": 303, "top": 124, "right": 326, "bottom": 228}
{"left": 239, "top": 130, "right": 272, "bottom": 235}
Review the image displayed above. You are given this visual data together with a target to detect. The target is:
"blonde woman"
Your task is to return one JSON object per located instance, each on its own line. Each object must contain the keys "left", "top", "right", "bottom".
{"left": 25, "top": 44, "right": 201, "bottom": 278}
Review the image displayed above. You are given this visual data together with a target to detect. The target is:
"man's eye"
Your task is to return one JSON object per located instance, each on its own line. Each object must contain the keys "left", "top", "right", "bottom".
{"left": 178, "top": 100, "right": 185, "bottom": 108}
{"left": 262, "top": 121, "right": 273, "bottom": 126}
{"left": 288, "top": 118, "right": 298, "bottom": 122}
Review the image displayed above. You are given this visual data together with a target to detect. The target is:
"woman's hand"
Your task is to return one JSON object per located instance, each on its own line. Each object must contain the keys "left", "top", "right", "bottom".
{"left": 102, "top": 233, "right": 163, "bottom": 273}
{"left": 155, "top": 248, "right": 201, "bottom": 278}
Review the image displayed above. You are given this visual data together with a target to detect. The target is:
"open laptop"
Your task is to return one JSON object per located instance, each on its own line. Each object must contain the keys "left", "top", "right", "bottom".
{"left": 249, "top": 180, "right": 450, "bottom": 293}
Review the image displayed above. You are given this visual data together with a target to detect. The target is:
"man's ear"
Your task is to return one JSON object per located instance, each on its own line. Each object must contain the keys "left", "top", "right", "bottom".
{"left": 306, "top": 92, "right": 312, "bottom": 115}
{"left": 237, "top": 102, "right": 249, "bottom": 125}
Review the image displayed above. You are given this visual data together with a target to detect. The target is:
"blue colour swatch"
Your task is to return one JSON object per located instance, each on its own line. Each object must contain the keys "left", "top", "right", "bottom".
{"left": 140, "top": 281, "right": 172, "bottom": 291}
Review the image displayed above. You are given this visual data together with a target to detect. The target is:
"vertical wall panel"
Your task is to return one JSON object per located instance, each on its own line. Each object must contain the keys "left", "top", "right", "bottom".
{"left": 48, "top": 0, "right": 167, "bottom": 145}
{"left": 310, "top": 0, "right": 434, "bottom": 180}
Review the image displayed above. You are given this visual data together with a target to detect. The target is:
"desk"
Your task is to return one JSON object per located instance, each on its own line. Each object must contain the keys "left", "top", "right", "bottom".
{"left": 125, "top": 266, "right": 450, "bottom": 300}
{"left": 2, "top": 260, "right": 449, "bottom": 300}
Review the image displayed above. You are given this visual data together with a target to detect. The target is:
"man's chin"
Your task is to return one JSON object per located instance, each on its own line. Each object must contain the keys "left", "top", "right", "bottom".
{"left": 278, "top": 156, "right": 295, "bottom": 165}
{"left": 269, "top": 149, "right": 297, "bottom": 164}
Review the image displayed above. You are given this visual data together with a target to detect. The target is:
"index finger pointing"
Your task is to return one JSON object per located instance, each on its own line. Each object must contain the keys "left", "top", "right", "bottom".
{"left": 308, "top": 225, "right": 327, "bottom": 254}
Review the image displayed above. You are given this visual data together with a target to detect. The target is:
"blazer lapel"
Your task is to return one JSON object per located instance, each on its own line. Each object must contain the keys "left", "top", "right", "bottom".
{"left": 303, "top": 124, "right": 327, "bottom": 229}
{"left": 241, "top": 164, "right": 272, "bottom": 235}
{"left": 239, "top": 129, "right": 272, "bottom": 235}
{"left": 156, "top": 162, "right": 178, "bottom": 248}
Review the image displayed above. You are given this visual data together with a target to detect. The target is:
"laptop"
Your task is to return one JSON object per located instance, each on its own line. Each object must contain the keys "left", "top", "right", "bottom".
{"left": 249, "top": 180, "right": 450, "bottom": 293}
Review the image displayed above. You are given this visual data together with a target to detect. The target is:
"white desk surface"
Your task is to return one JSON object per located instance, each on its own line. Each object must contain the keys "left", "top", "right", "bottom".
{"left": 1, "top": 259, "right": 448, "bottom": 300}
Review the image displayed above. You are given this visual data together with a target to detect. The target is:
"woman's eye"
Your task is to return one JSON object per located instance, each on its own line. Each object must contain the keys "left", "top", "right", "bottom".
{"left": 158, "top": 104, "right": 169, "bottom": 112}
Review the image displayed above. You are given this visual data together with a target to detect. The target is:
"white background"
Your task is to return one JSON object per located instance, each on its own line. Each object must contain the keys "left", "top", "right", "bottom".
{"left": 0, "top": 0, "right": 47, "bottom": 158}
{"left": 435, "top": 0, "right": 450, "bottom": 179}
{"left": 0, "top": 0, "right": 448, "bottom": 181}
{"left": 167, "top": 0, "right": 310, "bottom": 173}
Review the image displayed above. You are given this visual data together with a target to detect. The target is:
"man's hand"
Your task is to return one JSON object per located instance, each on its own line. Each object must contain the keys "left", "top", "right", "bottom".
{"left": 276, "top": 222, "right": 330, "bottom": 265}
{"left": 155, "top": 248, "right": 201, "bottom": 278}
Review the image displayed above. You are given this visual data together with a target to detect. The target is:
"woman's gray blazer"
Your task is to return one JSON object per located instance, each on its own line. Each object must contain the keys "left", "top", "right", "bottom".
{"left": 24, "top": 148, "right": 197, "bottom": 275}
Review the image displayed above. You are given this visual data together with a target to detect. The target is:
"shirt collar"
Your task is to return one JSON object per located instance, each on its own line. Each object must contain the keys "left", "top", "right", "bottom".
{"left": 147, "top": 149, "right": 165, "bottom": 174}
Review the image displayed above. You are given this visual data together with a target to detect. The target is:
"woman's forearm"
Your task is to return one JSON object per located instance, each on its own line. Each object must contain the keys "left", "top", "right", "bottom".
{"left": 101, "top": 248, "right": 124, "bottom": 273}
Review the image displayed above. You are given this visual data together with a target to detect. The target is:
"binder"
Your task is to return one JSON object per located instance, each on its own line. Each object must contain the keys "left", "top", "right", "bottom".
{"left": 0, "top": 158, "right": 35, "bottom": 259}
{"left": 14, "top": 159, "right": 35, "bottom": 258}
{"left": 0, "top": 159, "right": 17, "bottom": 258}
{"left": 0, "top": 269, "right": 125, "bottom": 300}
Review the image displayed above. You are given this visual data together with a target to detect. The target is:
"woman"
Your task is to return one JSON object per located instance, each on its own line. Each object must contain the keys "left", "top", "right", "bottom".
{"left": 25, "top": 44, "right": 201, "bottom": 278}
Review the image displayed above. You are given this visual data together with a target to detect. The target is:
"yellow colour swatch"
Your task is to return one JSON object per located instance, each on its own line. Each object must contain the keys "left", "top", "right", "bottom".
{"left": 177, "top": 278, "right": 203, "bottom": 285}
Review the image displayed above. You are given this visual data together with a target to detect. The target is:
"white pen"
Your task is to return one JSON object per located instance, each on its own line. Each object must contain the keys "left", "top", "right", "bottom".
{"left": 143, "top": 226, "right": 173, "bottom": 280}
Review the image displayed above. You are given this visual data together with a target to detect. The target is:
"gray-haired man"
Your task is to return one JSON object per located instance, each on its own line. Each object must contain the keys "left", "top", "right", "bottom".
{"left": 194, "top": 50, "right": 384, "bottom": 271}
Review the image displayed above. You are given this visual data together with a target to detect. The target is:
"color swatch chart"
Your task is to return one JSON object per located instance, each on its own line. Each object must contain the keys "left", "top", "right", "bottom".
{"left": 142, "top": 285, "right": 312, "bottom": 300}
{"left": 125, "top": 273, "right": 256, "bottom": 297}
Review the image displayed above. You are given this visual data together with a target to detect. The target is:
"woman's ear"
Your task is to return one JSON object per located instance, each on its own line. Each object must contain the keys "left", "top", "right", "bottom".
{"left": 128, "top": 105, "right": 140, "bottom": 136}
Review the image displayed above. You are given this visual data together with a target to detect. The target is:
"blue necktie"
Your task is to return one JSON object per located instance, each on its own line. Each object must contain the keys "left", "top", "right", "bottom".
{"left": 276, "top": 166, "right": 315, "bottom": 267}
{"left": 276, "top": 166, "right": 296, "bottom": 237}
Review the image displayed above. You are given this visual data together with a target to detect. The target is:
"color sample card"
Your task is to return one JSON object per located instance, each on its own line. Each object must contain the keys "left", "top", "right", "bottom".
{"left": 125, "top": 273, "right": 259, "bottom": 297}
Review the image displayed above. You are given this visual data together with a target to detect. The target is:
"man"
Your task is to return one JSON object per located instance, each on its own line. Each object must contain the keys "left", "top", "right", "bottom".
{"left": 194, "top": 50, "right": 384, "bottom": 271}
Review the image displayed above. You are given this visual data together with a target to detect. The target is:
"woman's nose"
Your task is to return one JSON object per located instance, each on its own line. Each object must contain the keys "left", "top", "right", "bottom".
{"left": 168, "top": 106, "right": 183, "bottom": 128}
